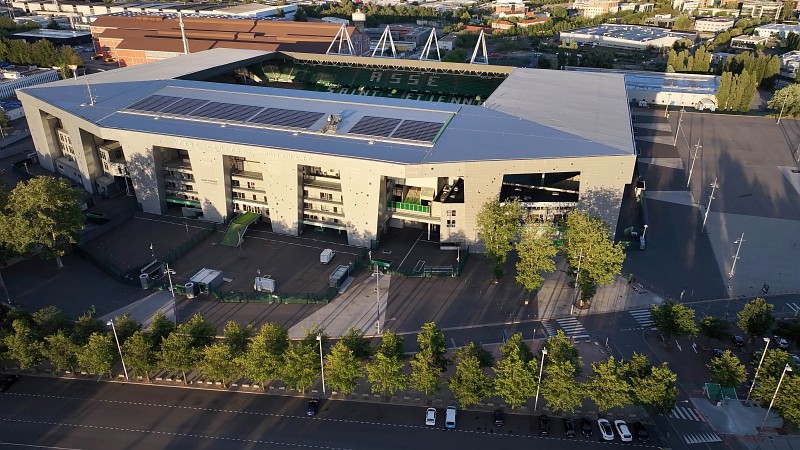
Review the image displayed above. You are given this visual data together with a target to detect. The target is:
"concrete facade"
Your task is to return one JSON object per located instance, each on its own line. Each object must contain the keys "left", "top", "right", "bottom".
{"left": 19, "top": 50, "right": 636, "bottom": 249}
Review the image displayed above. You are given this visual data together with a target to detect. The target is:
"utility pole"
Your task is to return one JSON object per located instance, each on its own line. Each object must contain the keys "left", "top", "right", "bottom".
{"left": 673, "top": 107, "right": 684, "bottom": 146}
{"left": 702, "top": 177, "right": 719, "bottom": 232}
{"left": 729, "top": 233, "right": 745, "bottom": 279}
{"left": 686, "top": 139, "right": 701, "bottom": 188}
{"left": 777, "top": 97, "right": 787, "bottom": 125}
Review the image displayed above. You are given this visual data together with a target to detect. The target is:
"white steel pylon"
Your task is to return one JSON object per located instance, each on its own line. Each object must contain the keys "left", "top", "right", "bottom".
{"left": 371, "top": 25, "right": 397, "bottom": 58}
{"left": 326, "top": 24, "right": 355, "bottom": 56}
{"left": 419, "top": 29, "right": 441, "bottom": 62}
{"left": 469, "top": 30, "right": 489, "bottom": 65}
{"left": 178, "top": 11, "right": 190, "bottom": 55}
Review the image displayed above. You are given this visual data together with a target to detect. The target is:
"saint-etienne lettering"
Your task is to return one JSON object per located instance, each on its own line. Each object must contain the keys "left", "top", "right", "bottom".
{"left": 368, "top": 71, "right": 439, "bottom": 87}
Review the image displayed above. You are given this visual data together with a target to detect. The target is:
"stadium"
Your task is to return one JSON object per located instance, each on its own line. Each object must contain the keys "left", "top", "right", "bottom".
{"left": 19, "top": 49, "right": 636, "bottom": 249}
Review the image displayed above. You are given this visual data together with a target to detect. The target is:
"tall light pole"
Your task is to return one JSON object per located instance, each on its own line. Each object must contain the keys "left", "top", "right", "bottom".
{"left": 107, "top": 320, "right": 129, "bottom": 381}
{"left": 673, "top": 107, "right": 684, "bottom": 146}
{"left": 687, "top": 139, "right": 701, "bottom": 188}
{"left": 665, "top": 93, "right": 672, "bottom": 118}
{"left": 729, "top": 233, "right": 745, "bottom": 280}
{"left": 165, "top": 264, "right": 177, "bottom": 324}
{"left": 642, "top": 224, "right": 649, "bottom": 239}
{"left": 702, "top": 177, "right": 719, "bottom": 232}
{"left": 747, "top": 337, "right": 770, "bottom": 401}
{"left": 150, "top": 243, "right": 155, "bottom": 260}
{"left": 316, "top": 333, "right": 326, "bottom": 395}
{"left": 533, "top": 347, "right": 548, "bottom": 412}
{"left": 777, "top": 97, "right": 787, "bottom": 125}
{"left": 762, "top": 363, "right": 792, "bottom": 428}
{"left": 374, "top": 264, "right": 382, "bottom": 335}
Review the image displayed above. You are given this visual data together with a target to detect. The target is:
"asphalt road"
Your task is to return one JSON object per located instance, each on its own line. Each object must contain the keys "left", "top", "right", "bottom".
{"left": 0, "top": 378, "right": 660, "bottom": 450}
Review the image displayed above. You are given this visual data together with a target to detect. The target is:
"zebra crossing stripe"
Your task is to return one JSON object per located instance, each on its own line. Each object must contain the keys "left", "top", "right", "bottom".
{"left": 684, "top": 433, "right": 722, "bottom": 444}
{"left": 541, "top": 322, "right": 556, "bottom": 338}
{"left": 555, "top": 318, "right": 590, "bottom": 339}
{"left": 669, "top": 406, "right": 706, "bottom": 422}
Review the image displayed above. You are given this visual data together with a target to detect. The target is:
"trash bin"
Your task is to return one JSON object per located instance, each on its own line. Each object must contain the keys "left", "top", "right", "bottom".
{"left": 184, "top": 282, "right": 197, "bottom": 299}
{"left": 139, "top": 273, "right": 150, "bottom": 289}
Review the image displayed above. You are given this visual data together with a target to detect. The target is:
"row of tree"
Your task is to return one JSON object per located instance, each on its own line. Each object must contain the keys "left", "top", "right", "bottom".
{"left": 0, "top": 38, "right": 82, "bottom": 75}
{"left": 667, "top": 45, "right": 711, "bottom": 73}
{"left": 651, "top": 297, "right": 775, "bottom": 342}
{"left": 768, "top": 84, "right": 800, "bottom": 118}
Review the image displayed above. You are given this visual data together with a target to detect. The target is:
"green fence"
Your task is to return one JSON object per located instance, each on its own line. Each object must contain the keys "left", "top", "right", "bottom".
{"left": 386, "top": 201, "right": 430, "bottom": 214}
{"left": 209, "top": 286, "right": 338, "bottom": 304}
{"left": 159, "top": 225, "right": 217, "bottom": 265}
{"left": 386, "top": 245, "right": 469, "bottom": 278}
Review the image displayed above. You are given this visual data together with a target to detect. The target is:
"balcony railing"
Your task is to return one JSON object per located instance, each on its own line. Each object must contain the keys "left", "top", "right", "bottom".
{"left": 387, "top": 201, "right": 430, "bottom": 214}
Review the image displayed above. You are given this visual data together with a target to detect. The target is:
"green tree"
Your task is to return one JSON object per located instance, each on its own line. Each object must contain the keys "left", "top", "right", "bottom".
{"left": 758, "top": 348, "right": 794, "bottom": 380}
{"left": 341, "top": 326, "right": 372, "bottom": 360}
{"left": 737, "top": 297, "right": 774, "bottom": 339}
{"left": 365, "top": 353, "right": 407, "bottom": 399}
{"left": 768, "top": 84, "right": 800, "bottom": 119}
{"left": 42, "top": 330, "right": 78, "bottom": 373}
{"left": 500, "top": 332, "right": 534, "bottom": 364}
{"left": 586, "top": 357, "right": 631, "bottom": 413}
{"left": 122, "top": 331, "right": 157, "bottom": 382}
{"left": 619, "top": 352, "right": 651, "bottom": 382}
{"left": 631, "top": 362, "right": 677, "bottom": 413}
{"left": 325, "top": 341, "right": 363, "bottom": 396}
{"left": 650, "top": 301, "right": 699, "bottom": 341}
{"left": 410, "top": 352, "right": 441, "bottom": 397}
{"left": 377, "top": 330, "right": 406, "bottom": 360}
{"left": 238, "top": 323, "right": 288, "bottom": 390}
{"left": 70, "top": 311, "right": 105, "bottom": 346}
{"left": 708, "top": 350, "right": 746, "bottom": 387}
{"left": 541, "top": 359, "right": 583, "bottom": 413}
{"left": 77, "top": 332, "right": 116, "bottom": 378}
{"left": 699, "top": 316, "right": 730, "bottom": 344}
{"left": 0, "top": 109, "right": 9, "bottom": 130}
{"left": 454, "top": 341, "right": 494, "bottom": 368}
{"left": 562, "top": 210, "right": 625, "bottom": 303}
{"left": 449, "top": 353, "right": 492, "bottom": 407}
{"left": 293, "top": 6, "right": 308, "bottom": 21}
{"left": 158, "top": 331, "right": 200, "bottom": 385}
{"left": 181, "top": 314, "right": 216, "bottom": 348}
{"left": 417, "top": 322, "right": 449, "bottom": 371}
{"left": 544, "top": 330, "right": 581, "bottom": 372}
{"left": 148, "top": 312, "right": 175, "bottom": 349}
{"left": 223, "top": 320, "right": 253, "bottom": 356}
{"left": 772, "top": 375, "right": 800, "bottom": 427}
{"left": 31, "top": 306, "right": 71, "bottom": 338}
{"left": 493, "top": 350, "right": 537, "bottom": 410}
{"left": 716, "top": 71, "right": 732, "bottom": 110}
{"left": 442, "top": 48, "right": 467, "bottom": 62}
{"left": 787, "top": 32, "right": 800, "bottom": 51}
{"left": 198, "top": 342, "right": 241, "bottom": 388}
{"left": 281, "top": 342, "right": 320, "bottom": 393}
{"left": 515, "top": 223, "right": 557, "bottom": 294}
{"left": 302, "top": 324, "right": 330, "bottom": 353}
{"left": 476, "top": 198, "right": 524, "bottom": 280}
{"left": 45, "top": 17, "right": 59, "bottom": 30}
{"left": 0, "top": 177, "right": 84, "bottom": 268}
{"left": 3, "top": 319, "right": 43, "bottom": 369}
{"left": 111, "top": 313, "right": 141, "bottom": 345}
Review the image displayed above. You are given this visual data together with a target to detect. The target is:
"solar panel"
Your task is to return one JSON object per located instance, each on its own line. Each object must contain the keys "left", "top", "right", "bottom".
{"left": 348, "top": 116, "right": 401, "bottom": 138}
{"left": 159, "top": 98, "right": 209, "bottom": 116}
{"left": 248, "top": 108, "right": 324, "bottom": 129}
{"left": 391, "top": 120, "right": 444, "bottom": 142}
{"left": 191, "top": 102, "right": 263, "bottom": 122}
{"left": 126, "top": 95, "right": 181, "bottom": 112}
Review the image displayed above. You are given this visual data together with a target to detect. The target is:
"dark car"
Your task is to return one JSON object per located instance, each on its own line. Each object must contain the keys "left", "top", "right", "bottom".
{"left": 493, "top": 409, "right": 505, "bottom": 427}
{"left": 563, "top": 418, "right": 576, "bottom": 438}
{"left": 538, "top": 414, "right": 550, "bottom": 436}
{"left": 0, "top": 375, "right": 19, "bottom": 392}
{"left": 580, "top": 416, "right": 593, "bottom": 438}
{"left": 633, "top": 422, "right": 649, "bottom": 443}
{"left": 712, "top": 348, "right": 724, "bottom": 358}
{"left": 306, "top": 398, "right": 319, "bottom": 416}
{"left": 773, "top": 335, "right": 789, "bottom": 349}
{"left": 733, "top": 335, "right": 745, "bottom": 347}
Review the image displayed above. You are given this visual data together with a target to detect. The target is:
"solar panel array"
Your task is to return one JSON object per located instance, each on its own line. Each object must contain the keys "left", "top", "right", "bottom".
{"left": 123, "top": 94, "right": 324, "bottom": 131}
{"left": 348, "top": 116, "right": 444, "bottom": 142}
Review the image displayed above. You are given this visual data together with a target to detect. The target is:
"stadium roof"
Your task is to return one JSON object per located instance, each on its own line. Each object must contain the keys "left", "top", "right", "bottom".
{"left": 19, "top": 49, "right": 635, "bottom": 164}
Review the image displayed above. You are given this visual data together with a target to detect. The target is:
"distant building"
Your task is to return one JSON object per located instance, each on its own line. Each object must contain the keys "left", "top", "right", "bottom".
{"left": 517, "top": 17, "right": 551, "bottom": 29}
{"left": 740, "top": 0, "right": 783, "bottom": 19}
{"left": 645, "top": 14, "right": 677, "bottom": 28}
{"left": 322, "top": 17, "right": 350, "bottom": 25}
{"left": 780, "top": 50, "right": 800, "bottom": 79}
{"left": 8, "top": 28, "right": 92, "bottom": 46}
{"left": 730, "top": 34, "right": 769, "bottom": 49}
{"left": 694, "top": 17, "right": 735, "bottom": 33}
{"left": 573, "top": 0, "right": 620, "bottom": 18}
{"left": 0, "top": 65, "right": 59, "bottom": 99}
{"left": 753, "top": 23, "right": 800, "bottom": 38}
{"left": 560, "top": 24, "right": 697, "bottom": 50}
{"left": 495, "top": 0, "right": 528, "bottom": 17}
{"left": 491, "top": 20, "right": 515, "bottom": 30}
{"left": 438, "top": 33, "right": 458, "bottom": 51}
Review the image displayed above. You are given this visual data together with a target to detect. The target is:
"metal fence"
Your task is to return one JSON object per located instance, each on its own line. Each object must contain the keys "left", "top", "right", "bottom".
{"left": 209, "top": 286, "right": 338, "bottom": 304}
{"left": 387, "top": 246, "right": 469, "bottom": 278}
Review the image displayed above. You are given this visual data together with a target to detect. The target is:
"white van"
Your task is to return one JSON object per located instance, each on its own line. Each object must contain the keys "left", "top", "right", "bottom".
{"left": 445, "top": 406, "right": 457, "bottom": 429}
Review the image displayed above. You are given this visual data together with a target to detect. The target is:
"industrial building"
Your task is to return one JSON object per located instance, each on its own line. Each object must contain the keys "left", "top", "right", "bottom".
{"left": 780, "top": 50, "right": 800, "bottom": 79}
{"left": 18, "top": 49, "right": 636, "bottom": 249}
{"left": 753, "top": 23, "right": 800, "bottom": 38}
{"left": 559, "top": 24, "right": 697, "bottom": 50}
{"left": 693, "top": 17, "right": 735, "bottom": 33}
{"left": 740, "top": 0, "right": 783, "bottom": 19}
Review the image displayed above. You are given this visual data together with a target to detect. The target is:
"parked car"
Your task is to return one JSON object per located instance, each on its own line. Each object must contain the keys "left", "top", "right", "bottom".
{"left": 580, "top": 416, "right": 593, "bottom": 438}
{"left": 712, "top": 348, "right": 724, "bottom": 358}
{"left": 598, "top": 418, "right": 614, "bottom": 441}
{"left": 633, "top": 421, "right": 649, "bottom": 443}
{"left": 445, "top": 406, "right": 457, "bottom": 429}
{"left": 493, "top": 409, "right": 504, "bottom": 427}
{"left": 792, "top": 354, "right": 800, "bottom": 365}
{"left": 773, "top": 336, "right": 789, "bottom": 349}
{"left": 0, "top": 375, "right": 19, "bottom": 392}
{"left": 425, "top": 407, "right": 436, "bottom": 426}
{"left": 733, "top": 335, "right": 745, "bottom": 347}
{"left": 306, "top": 398, "right": 319, "bottom": 416}
{"left": 538, "top": 414, "right": 550, "bottom": 436}
{"left": 563, "top": 418, "right": 576, "bottom": 438}
{"left": 614, "top": 419, "right": 633, "bottom": 442}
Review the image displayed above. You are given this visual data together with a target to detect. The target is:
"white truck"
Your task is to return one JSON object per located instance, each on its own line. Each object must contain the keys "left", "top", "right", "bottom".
{"left": 320, "top": 249, "right": 335, "bottom": 264}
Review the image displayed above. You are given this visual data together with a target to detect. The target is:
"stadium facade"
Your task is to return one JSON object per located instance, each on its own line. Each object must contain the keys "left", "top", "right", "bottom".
{"left": 19, "top": 49, "right": 636, "bottom": 248}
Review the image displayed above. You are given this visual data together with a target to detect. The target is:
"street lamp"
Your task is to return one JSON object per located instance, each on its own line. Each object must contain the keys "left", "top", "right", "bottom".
{"left": 107, "top": 320, "right": 129, "bottom": 381}
{"left": 374, "top": 264, "right": 382, "bottom": 335}
{"left": 316, "top": 333, "right": 326, "bottom": 395}
{"left": 748, "top": 337, "right": 770, "bottom": 401}
{"left": 165, "top": 264, "right": 177, "bottom": 324}
{"left": 762, "top": 363, "right": 792, "bottom": 428}
{"left": 533, "top": 347, "right": 547, "bottom": 412}
{"left": 642, "top": 224, "right": 648, "bottom": 239}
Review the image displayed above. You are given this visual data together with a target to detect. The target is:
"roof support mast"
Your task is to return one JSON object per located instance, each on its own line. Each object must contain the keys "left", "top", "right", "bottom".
{"left": 178, "top": 11, "right": 190, "bottom": 55}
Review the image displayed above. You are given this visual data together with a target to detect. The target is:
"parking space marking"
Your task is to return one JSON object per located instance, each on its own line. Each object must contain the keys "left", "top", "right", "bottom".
{"left": 413, "top": 260, "right": 425, "bottom": 272}
{"left": 396, "top": 230, "right": 424, "bottom": 270}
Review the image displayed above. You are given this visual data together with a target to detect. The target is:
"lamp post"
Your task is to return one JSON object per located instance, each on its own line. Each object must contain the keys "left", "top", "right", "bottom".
{"left": 729, "top": 233, "right": 745, "bottom": 280}
{"left": 673, "top": 107, "right": 684, "bottom": 146}
{"left": 762, "top": 363, "right": 792, "bottom": 428}
{"left": 777, "top": 97, "right": 787, "bottom": 125}
{"left": 107, "top": 320, "right": 129, "bottom": 381}
{"left": 316, "top": 333, "right": 326, "bottom": 395}
{"left": 747, "top": 337, "right": 770, "bottom": 401}
{"left": 374, "top": 264, "right": 382, "bottom": 335}
{"left": 533, "top": 347, "right": 548, "bottom": 412}
{"left": 642, "top": 224, "right": 648, "bottom": 239}
{"left": 165, "top": 264, "right": 177, "bottom": 324}
{"left": 67, "top": 64, "right": 78, "bottom": 79}
{"left": 665, "top": 93, "right": 672, "bottom": 118}
{"left": 702, "top": 177, "right": 719, "bottom": 232}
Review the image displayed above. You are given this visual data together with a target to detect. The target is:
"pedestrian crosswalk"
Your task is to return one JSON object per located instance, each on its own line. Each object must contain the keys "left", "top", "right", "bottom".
{"left": 555, "top": 317, "right": 590, "bottom": 340}
{"left": 630, "top": 309, "right": 655, "bottom": 329}
{"left": 668, "top": 406, "right": 707, "bottom": 422}
{"left": 683, "top": 433, "right": 722, "bottom": 444}
{"left": 541, "top": 321, "right": 557, "bottom": 338}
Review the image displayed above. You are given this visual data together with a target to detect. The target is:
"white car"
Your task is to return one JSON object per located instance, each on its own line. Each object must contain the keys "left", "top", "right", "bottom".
{"left": 597, "top": 418, "right": 615, "bottom": 441}
{"left": 614, "top": 419, "right": 633, "bottom": 442}
{"left": 425, "top": 407, "right": 436, "bottom": 426}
